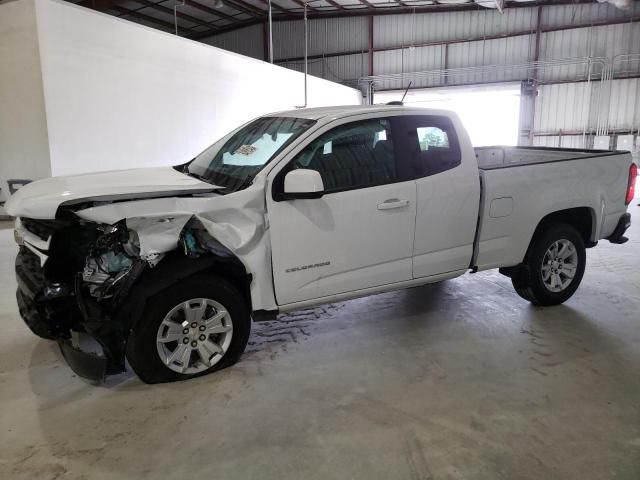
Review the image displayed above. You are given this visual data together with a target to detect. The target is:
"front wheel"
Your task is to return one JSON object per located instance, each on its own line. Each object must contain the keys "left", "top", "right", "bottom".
{"left": 511, "top": 223, "right": 586, "bottom": 306}
{"left": 126, "top": 273, "right": 250, "bottom": 383}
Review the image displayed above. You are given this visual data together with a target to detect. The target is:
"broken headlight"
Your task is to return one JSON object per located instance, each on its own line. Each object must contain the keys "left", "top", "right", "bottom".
{"left": 13, "top": 217, "right": 24, "bottom": 246}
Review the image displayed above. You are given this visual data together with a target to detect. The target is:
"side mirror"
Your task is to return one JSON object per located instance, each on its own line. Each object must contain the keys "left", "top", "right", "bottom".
{"left": 283, "top": 169, "right": 324, "bottom": 199}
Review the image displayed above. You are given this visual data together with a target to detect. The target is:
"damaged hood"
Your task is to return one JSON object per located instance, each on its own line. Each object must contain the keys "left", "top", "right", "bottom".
{"left": 4, "top": 167, "right": 220, "bottom": 219}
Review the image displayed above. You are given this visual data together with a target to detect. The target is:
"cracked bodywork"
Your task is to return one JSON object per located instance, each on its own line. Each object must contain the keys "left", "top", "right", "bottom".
{"left": 74, "top": 185, "right": 275, "bottom": 310}
{"left": 9, "top": 179, "right": 274, "bottom": 381}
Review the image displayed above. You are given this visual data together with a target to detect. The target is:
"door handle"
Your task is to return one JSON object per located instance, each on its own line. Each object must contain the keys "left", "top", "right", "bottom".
{"left": 377, "top": 198, "right": 410, "bottom": 210}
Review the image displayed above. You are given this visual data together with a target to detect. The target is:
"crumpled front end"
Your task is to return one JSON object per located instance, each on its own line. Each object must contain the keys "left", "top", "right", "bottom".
{"left": 14, "top": 216, "right": 144, "bottom": 381}
{"left": 12, "top": 182, "right": 272, "bottom": 382}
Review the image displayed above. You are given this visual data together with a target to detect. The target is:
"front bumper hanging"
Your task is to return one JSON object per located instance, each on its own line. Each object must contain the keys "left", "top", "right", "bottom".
{"left": 15, "top": 248, "right": 128, "bottom": 382}
{"left": 58, "top": 339, "right": 111, "bottom": 382}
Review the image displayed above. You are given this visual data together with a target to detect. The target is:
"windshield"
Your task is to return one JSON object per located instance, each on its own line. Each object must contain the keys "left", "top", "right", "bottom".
{"left": 188, "top": 116, "right": 316, "bottom": 192}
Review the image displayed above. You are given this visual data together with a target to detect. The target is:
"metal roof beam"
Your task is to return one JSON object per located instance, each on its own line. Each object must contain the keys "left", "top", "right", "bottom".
{"left": 248, "top": 0, "right": 608, "bottom": 22}
{"left": 221, "top": 0, "right": 267, "bottom": 17}
{"left": 356, "top": 0, "right": 375, "bottom": 8}
{"left": 79, "top": 0, "right": 238, "bottom": 26}
{"left": 326, "top": 0, "right": 346, "bottom": 10}
{"left": 291, "top": 0, "right": 320, "bottom": 11}
{"left": 110, "top": 5, "right": 180, "bottom": 31}
{"left": 183, "top": 0, "right": 243, "bottom": 23}
{"left": 78, "top": 0, "right": 125, "bottom": 9}
{"left": 372, "top": 73, "right": 640, "bottom": 95}
{"left": 256, "top": 0, "right": 291, "bottom": 14}
{"left": 190, "top": 0, "right": 619, "bottom": 41}
{"left": 133, "top": 0, "right": 219, "bottom": 28}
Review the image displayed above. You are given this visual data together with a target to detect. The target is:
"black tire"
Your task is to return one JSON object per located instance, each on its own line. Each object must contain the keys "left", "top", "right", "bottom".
{"left": 126, "top": 273, "right": 250, "bottom": 384}
{"left": 511, "top": 223, "right": 586, "bottom": 306}
{"left": 511, "top": 279, "right": 534, "bottom": 303}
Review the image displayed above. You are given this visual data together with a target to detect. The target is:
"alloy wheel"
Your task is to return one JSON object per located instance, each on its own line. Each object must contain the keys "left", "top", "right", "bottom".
{"left": 155, "top": 298, "right": 233, "bottom": 374}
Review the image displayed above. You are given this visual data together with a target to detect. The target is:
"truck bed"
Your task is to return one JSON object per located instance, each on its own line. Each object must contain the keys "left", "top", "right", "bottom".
{"left": 472, "top": 146, "right": 632, "bottom": 271}
{"left": 475, "top": 146, "right": 626, "bottom": 170}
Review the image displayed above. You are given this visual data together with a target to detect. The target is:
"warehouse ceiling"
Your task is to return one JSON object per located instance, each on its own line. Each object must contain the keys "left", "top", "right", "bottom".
{"left": 68, "top": 0, "right": 627, "bottom": 41}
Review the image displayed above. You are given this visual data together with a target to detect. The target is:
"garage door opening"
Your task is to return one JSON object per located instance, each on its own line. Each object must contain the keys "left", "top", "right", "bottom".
{"left": 375, "top": 84, "right": 521, "bottom": 147}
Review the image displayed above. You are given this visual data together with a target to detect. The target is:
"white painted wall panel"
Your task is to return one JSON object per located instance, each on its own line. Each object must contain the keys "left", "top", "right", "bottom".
{"left": 0, "top": 0, "right": 51, "bottom": 208}
{"left": 14, "top": 0, "right": 360, "bottom": 178}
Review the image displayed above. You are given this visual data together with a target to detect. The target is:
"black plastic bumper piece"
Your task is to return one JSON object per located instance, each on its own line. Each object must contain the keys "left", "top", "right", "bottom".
{"left": 15, "top": 248, "right": 76, "bottom": 339}
{"left": 16, "top": 289, "right": 59, "bottom": 340}
{"left": 607, "top": 213, "right": 631, "bottom": 244}
{"left": 15, "top": 248, "right": 127, "bottom": 381}
{"left": 58, "top": 339, "right": 108, "bottom": 382}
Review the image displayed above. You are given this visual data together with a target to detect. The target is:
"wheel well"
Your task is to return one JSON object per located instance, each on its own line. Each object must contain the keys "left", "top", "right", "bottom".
{"left": 500, "top": 207, "right": 594, "bottom": 280}
{"left": 531, "top": 207, "right": 595, "bottom": 248}
{"left": 207, "top": 258, "right": 253, "bottom": 309}
{"left": 117, "top": 250, "right": 252, "bottom": 332}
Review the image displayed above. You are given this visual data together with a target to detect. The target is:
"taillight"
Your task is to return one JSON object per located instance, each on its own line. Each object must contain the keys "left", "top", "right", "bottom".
{"left": 626, "top": 163, "right": 637, "bottom": 205}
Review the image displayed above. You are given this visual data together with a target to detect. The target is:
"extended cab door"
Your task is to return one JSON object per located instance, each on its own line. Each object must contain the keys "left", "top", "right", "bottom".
{"left": 396, "top": 115, "right": 480, "bottom": 278}
{"left": 266, "top": 116, "right": 417, "bottom": 306}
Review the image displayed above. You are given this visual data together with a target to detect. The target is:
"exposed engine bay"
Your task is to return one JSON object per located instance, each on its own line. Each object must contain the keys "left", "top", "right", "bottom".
{"left": 83, "top": 223, "right": 139, "bottom": 297}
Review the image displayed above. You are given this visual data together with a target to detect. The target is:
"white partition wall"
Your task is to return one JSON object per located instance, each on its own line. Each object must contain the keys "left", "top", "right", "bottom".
{"left": 0, "top": 0, "right": 52, "bottom": 208}
{"left": 0, "top": 0, "right": 362, "bottom": 205}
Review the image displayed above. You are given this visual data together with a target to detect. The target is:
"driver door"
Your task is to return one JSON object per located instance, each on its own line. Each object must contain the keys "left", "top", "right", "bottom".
{"left": 266, "top": 116, "right": 417, "bottom": 306}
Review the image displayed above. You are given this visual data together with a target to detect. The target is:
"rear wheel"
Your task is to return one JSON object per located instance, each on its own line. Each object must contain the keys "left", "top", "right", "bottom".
{"left": 126, "top": 274, "right": 250, "bottom": 383}
{"left": 511, "top": 223, "right": 586, "bottom": 306}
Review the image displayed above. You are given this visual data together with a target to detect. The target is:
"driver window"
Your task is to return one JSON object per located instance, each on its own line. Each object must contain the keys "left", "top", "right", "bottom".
{"left": 290, "top": 118, "right": 397, "bottom": 193}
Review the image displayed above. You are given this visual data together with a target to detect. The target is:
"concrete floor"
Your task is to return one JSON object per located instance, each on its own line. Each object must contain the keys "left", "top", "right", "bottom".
{"left": 0, "top": 207, "right": 639, "bottom": 480}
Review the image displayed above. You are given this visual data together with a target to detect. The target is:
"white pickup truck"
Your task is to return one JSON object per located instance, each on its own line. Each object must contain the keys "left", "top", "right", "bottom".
{"left": 6, "top": 105, "right": 636, "bottom": 383}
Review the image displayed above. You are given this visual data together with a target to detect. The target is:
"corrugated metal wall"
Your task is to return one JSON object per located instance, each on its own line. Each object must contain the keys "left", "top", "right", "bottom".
{"left": 372, "top": 8, "right": 535, "bottom": 49}
{"left": 202, "top": 2, "right": 640, "bottom": 86}
{"left": 201, "top": 23, "right": 263, "bottom": 60}
{"left": 541, "top": 2, "right": 635, "bottom": 28}
{"left": 607, "top": 77, "right": 640, "bottom": 130}
{"left": 534, "top": 83, "right": 593, "bottom": 134}
{"left": 531, "top": 76, "right": 640, "bottom": 148}
{"left": 201, "top": 2, "right": 640, "bottom": 149}
{"left": 274, "top": 17, "right": 369, "bottom": 60}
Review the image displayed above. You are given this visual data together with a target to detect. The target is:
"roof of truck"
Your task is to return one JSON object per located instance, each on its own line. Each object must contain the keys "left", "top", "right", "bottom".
{"left": 267, "top": 104, "right": 411, "bottom": 121}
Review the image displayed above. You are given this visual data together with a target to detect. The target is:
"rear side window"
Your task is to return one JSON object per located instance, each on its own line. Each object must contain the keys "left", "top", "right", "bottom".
{"left": 417, "top": 126, "right": 450, "bottom": 151}
{"left": 289, "top": 118, "right": 397, "bottom": 193}
{"left": 399, "top": 116, "right": 461, "bottom": 178}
